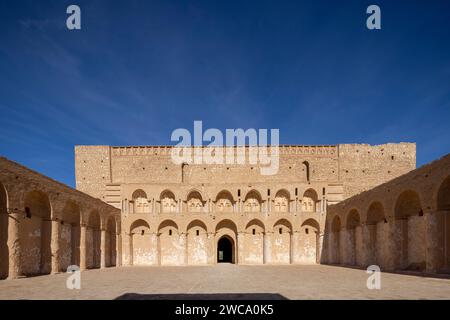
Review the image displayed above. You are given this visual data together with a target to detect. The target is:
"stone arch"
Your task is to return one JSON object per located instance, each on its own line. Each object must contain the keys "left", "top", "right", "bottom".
{"left": 302, "top": 218, "right": 320, "bottom": 232}
{"left": 87, "top": 210, "right": 101, "bottom": 269}
{"left": 272, "top": 219, "right": 292, "bottom": 264}
{"left": 330, "top": 215, "right": 341, "bottom": 264}
{"left": 394, "top": 190, "right": 425, "bottom": 271}
{"left": 346, "top": 209, "right": 361, "bottom": 229}
{"left": 130, "top": 219, "right": 150, "bottom": 232}
{"left": 187, "top": 219, "right": 208, "bottom": 233}
{"left": 186, "top": 190, "right": 205, "bottom": 213}
{"left": 437, "top": 176, "right": 450, "bottom": 271}
{"left": 215, "top": 190, "right": 234, "bottom": 212}
{"left": 243, "top": 219, "right": 265, "bottom": 264}
{"left": 244, "top": 190, "right": 262, "bottom": 213}
{"left": 395, "top": 190, "right": 423, "bottom": 220}
{"left": 215, "top": 219, "right": 238, "bottom": 233}
{"left": 21, "top": 190, "right": 52, "bottom": 276}
{"left": 160, "top": 190, "right": 177, "bottom": 213}
{"left": 273, "top": 218, "right": 292, "bottom": 232}
{"left": 158, "top": 220, "right": 182, "bottom": 265}
{"left": 106, "top": 216, "right": 117, "bottom": 267}
{"left": 215, "top": 219, "right": 238, "bottom": 264}
{"left": 245, "top": 219, "right": 265, "bottom": 232}
{"left": 437, "top": 176, "right": 450, "bottom": 211}
{"left": 300, "top": 218, "right": 320, "bottom": 264}
{"left": 0, "top": 181, "right": 8, "bottom": 279}
{"left": 132, "top": 189, "right": 149, "bottom": 214}
{"left": 345, "top": 209, "right": 361, "bottom": 266}
{"left": 130, "top": 219, "right": 154, "bottom": 266}
{"left": 366, "top": 201, "right": 386, "bottom": 225}
{"left": 60, "top": 200, "right": 81, "bottom": 272}
{"left": 186, "top": 220, "right": 208, "bottom": 265}
{"left": 273, "top": 189, "right": 290, "bottom": 212}
{"left": 302, "top": 188, "right": 318, "bottom": 212}
{"left": 132, "top": 189, "right": 147, "bottom": 199}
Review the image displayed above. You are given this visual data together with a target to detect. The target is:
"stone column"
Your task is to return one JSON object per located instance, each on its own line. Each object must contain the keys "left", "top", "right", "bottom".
{"left": 361, "top": 224, "right": 374, "bottom": 267}
{"left": 157, "top": 232, "right": 161, "bottom": 265}
{"left": 7, "top": 212, "right": 22, "bottom": 279}
{"left": 263, "top": 232, "right": 272, "bottom": 264}
{"left": 207, "top": 232, "right": 216, "bottom": 264}
{"left": 317, "top": 232, "right": 324, "bottom": 264}
{"left": 291, "top": 231, "right": 299, "bottom": 264}
{"left": 180, "top": 233, "right": 188, "bottom": 265}
{"left": 387, "top": 220, "right": 403, "bottom": 271}
{"left": 115, "top": 233, "right": 122, "bottom": 267}
{"left": 128, "top": 233, "right": 134, "bottom": 266}
{"left": 425, "top": 211, "right": 443, "bottom": 273}
{"left": 237, "top": 232, "right": 245, "bottom": 264}
{"left": 151, "top": 232, "right": 159, "bottom": 266}
{"left": 100, "top": 229, "right": 106, "bottom": 268}
{"left": 339, "top": 227, "right": 347, "bottom": 265}
{"left": 51, "top": 219, "right": 61, "bottom": 273}
{"left": 80, "top": 224, "right": 87, "bottom": 271}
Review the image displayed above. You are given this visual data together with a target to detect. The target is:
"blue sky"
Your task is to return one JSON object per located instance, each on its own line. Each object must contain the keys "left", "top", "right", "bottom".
{"left": 0, "top": 0, "right": 449, "bottom": 187}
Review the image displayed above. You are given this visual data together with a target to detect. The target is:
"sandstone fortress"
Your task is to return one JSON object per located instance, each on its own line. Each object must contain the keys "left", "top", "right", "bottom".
{"left": 1, "top": 142, "right": 449, "bottom": 280}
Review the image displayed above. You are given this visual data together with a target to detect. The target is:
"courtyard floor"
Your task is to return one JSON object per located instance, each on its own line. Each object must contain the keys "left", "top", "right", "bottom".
{"left": 0, "top": 264, "right": 449, "bottom": 300}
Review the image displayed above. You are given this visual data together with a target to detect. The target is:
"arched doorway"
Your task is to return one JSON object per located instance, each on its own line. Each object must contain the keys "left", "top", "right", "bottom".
{"left": 215, "top": 219, "right": 237, "bottom": 264}
{"left": 217, "top": 236, "right": 234, "bottom": 263}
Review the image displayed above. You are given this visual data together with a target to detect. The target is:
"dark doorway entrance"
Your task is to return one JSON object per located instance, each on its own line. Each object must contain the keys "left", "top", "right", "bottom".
{"left": 217, "top": 236, "right": 233, "bottom": 263}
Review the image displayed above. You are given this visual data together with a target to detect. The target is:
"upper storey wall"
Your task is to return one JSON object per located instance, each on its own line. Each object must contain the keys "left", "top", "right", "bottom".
{"left": 75, "top": 146, "right": 112, "bottom": 200}
{"left": 109, "top": 145, "right": 339, "bottom": 184}
{"left": 338, "top": 143, "right": 416, "bottom": 198}
{"left": 74, "top": 143, "right": 416, "bottom": 201}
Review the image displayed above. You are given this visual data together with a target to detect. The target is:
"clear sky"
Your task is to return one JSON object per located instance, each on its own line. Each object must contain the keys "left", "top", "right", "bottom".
{"left": 0, "top": 0, "right": 449, "bottom": 187}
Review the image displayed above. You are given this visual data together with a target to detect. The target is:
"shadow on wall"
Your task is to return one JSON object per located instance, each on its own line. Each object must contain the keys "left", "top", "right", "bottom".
{"left": 115, "top": 293, "right": 289, "bottom": 300}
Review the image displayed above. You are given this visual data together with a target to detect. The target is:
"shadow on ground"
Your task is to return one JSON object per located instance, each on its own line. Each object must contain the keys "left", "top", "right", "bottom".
{"left": 115, "top": 293, "right": 289, "bottom": 300}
